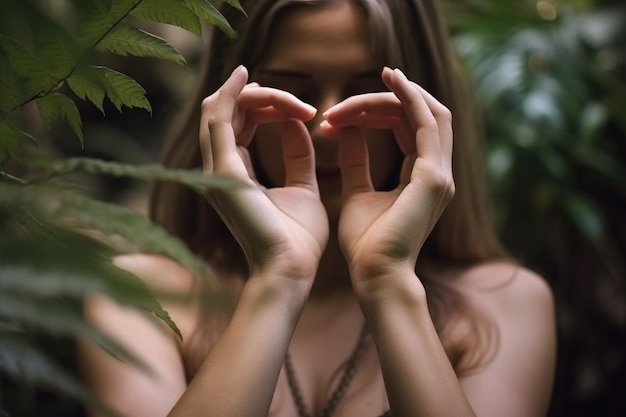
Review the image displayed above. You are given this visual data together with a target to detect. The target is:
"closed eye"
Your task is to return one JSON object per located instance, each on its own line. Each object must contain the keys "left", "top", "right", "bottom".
{"left": 344, "top": 72, "right": 387, "bottom": 98}
{"left": 255, "top": 69, "right": 316, "bottom": 104}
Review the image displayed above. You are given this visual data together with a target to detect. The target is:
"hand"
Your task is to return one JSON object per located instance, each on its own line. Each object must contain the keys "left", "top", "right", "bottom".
{"left": 200, "top": 66, "right": 329, "bottom": 283}
{"left": 323, "top": 67, "right": 455, "bottom": 288}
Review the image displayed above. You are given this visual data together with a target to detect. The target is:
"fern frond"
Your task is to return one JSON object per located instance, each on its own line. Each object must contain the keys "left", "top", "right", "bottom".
{"left": 97, "top": 26, "right": 188, "bottom": 68}
{"left": 0, "top": 35, "right": 55, "bottom": 104}
{"left": 54, "top": 192, "right": 215, "bottom": 291}
{"left": 45, "top": 157, "right": 243, "bottom": 193}
{"left": 0, "top": 263, "right": 115, "bottom": 300}
{"left": 0, "top": 117, "right": 37, "bottom": 163}
{"left": 67, "top": 66, "right": 107, "bottom": 113}
{"left": 214, "top": 0, "right": 246, "bottom": 15}
{"left": 0, "top": 291, "right": 150, "bottom": 370}
{"left": 0, "top": 223, "right": 185, "bottom": 339}
{"left": 131, "top": 0, "right": 203, "bottom": 37}
{"left": 103, "top": 66, "right": 152, "bottom": 113}
{"left": 0, "top": 333, "right": 121, "bottom": 417}
{"left": 76, "top": 0, "right": 143, "bottom": 45}
{"left": 184, "top": 0, "right": 235, "bottom": 38}
{"left": 0, "top": 53, "right": 21, "bottom": 113}
{"left": 96, "top": 66, "right": 152, "bottom": 113}
{"left": 30, "top": 11, "right": 81, "bottom": 81}
{"left": 101, "top": 263, "right": 186, "bottom": 340}
{"left": 36, "top": 93, "right": 84, "bottom": 146}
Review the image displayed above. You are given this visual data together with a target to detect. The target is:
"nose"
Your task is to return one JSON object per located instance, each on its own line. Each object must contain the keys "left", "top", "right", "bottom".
{"left": 307, "top": 88, "right": 343, "bottom": 141}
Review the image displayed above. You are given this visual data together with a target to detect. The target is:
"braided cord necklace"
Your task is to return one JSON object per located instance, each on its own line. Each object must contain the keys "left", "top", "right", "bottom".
{"left": 284, "top": 322, "right": 370, "bottom": 417}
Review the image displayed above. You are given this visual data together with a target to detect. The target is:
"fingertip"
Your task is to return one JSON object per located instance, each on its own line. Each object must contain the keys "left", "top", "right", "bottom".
{"left": 228, "top": 65, "right": 249, "bottom": 87}
{"left": 233, "top": 64, "right": 248, "bottom": 77}
{"left": 381, "top": 67, "right": 395, "bottom": 89}
{"left": 304, "top": 103, "right": 318, "bottom": 120}
{"left": 290, "top": 102, "right": 316, "bottom": 122}
{"left": 322, "top": 103, "right": 340, "bottom": 120}
{"left": 320, "top": 120, "right": 342, "bottom": 136}
{"left": 393, "top": 67, "right": 407, "bottom": 79}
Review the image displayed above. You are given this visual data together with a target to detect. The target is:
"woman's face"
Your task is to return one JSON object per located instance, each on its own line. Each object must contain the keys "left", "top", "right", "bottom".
{"left": 252, "top": 0, "right": 403, "bottom": 217}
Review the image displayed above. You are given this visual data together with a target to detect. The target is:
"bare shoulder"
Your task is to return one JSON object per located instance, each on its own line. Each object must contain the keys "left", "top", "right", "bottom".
{"left": 452, "top": 260, "right": 554, "bottom": 313}
{"left": 109, "top": 253, "right": 222, "bottom": 345}
{"left": 80, "top": 254, "right": 208, "bottom": 416}
{"left": 451, "top": 262, "right": 557, "bottom": 416}
{"left": 113, "top": 253, "right": 200, "bottom": 295}
{"left": 105, "top": 253, "right": 240, "bottom": 376}
{"left": 81, "top": 253, "right": 215, "bottom": 366}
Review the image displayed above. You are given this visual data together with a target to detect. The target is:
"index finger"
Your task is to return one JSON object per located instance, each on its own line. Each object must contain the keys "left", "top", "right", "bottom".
{"left": 238, "top": 87, "right": 317, "bottom": 122}
{"left": 204, "top": 66, "right": 249, "bottom": 175}
{"left": 383, "top": 68, "right": 442, "bottom": 161}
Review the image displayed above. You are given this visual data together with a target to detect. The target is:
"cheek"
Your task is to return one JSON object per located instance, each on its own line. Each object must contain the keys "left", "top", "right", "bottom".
{"left": 365, "top": 129, "right": 403, "bottom": 191}
{"left": 251, "top": 122, "right": 285, "bottom": 187}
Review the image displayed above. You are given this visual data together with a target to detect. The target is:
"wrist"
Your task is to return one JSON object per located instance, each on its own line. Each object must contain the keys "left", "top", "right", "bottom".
{"left": 243, "top": 271, "right": 313, "bottom": 312}
{"left": 352, "top": 267, "right": 428, "bottom": 312}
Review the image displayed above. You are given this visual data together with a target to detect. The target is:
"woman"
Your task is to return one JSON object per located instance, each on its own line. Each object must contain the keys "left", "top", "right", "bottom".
{"left": 80, "top": 1, "right": 557, "bottom": 416}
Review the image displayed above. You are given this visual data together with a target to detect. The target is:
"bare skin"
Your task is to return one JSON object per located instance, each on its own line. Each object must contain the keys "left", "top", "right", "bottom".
{"left": 79, "top": 2, "right": 556, "bottom": 417}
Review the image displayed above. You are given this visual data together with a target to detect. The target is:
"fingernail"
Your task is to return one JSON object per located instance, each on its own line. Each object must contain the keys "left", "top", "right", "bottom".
{"left": 394, "top": 68, "right": 407, "bottom": 79}
{"left": 305, "top": 103, "right": 317, "bottom": 114}
{"left": 322, "top": 104, "right": 338, "bottom": 118}
{"left": 233, "top": 65, "right": 247, "bottom": 75}
{"left": 320, "top": 120, "right": 340, "bottom": 135}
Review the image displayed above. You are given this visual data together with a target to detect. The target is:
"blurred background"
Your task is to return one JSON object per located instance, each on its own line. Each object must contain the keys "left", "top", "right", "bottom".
{"left": 1, "top": 0, "right": 625, "bottom": 416}
{"left": 444, "top": 1, "right": 626, "bottom": 416}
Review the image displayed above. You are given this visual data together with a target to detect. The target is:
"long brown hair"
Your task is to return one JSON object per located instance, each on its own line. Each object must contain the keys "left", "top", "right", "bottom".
{"left": 150, "top": 0, "right": 510, "bottom": 373}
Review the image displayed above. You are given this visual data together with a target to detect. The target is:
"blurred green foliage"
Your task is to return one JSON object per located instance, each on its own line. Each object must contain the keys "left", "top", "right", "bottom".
{"left": 444, "top": 0, "right": 626, "bottom": 415}
{"left": 0, "top": 1, "right": 242, "bottom": 415}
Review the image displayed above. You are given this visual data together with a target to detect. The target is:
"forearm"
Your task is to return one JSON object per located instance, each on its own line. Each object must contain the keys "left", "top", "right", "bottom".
{"left": 355, "top": 271, "right": 477, "bottom": 417}
{"left": 169, "top": 274, "right": 311, "bottom": 417}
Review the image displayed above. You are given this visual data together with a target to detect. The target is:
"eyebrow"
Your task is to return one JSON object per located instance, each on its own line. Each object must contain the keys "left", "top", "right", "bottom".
{"left": 258, "top": 69, "right": 380, "bottom": 79}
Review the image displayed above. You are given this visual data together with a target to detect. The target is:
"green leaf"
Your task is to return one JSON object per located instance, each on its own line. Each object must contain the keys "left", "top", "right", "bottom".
{"left": 213, "top": 0, "right": 245, "bottom": 15}
{"left": 36, "top": 93, "right": 84, "bottom": 146}
{"left": 0, "top": 53, "right": 21, "bottom": 112}
{"left": 0, "top": 117, "right": 37, "bottom": 163}
{"left": 96, "top": 26, "right": 188, "bottom": 68}
{"left": 0, "top": 334, "right": 121, "bottom": 417}
{"left": 184, "top": 0, "right": 235, "bottom": 38}
{"left": 102, "top": 264, "right": 185, "bottom": 341}
{"left": 72, "top": 0, "right": 113, "bottom": 16}
{"left": 0, "top": 219, "right": 183, "bottom": 340}
{"left": 102, "top": 66, "right": 152, "bottom": 113}
{"left": 54, "top": 192, "right": 217, "bottom": 294}
{"left": 0, "top": 263, "right": 116, "bottom": 299}
{"left": 44, "top": 157, "right": 243, "bottom": 193}
{"left": 0, "top": 34, "right": 54, "bottom": 103}
{"left": 75, "top": 0, "right": 142, "bottom": 44}
{"left": 131, "top": 0, "right": 203, "bottom": 37}
{"left": 0, "top": 291, "right": 150, "bottom": 371}
{"left": 30, "top": 12, "right": 81, "bottom": 80}
{"left": 98, "top": 66, "right": 152, "bottom": 113}
{"left": 67, "top": 66, "right": 107, "bottom": 113}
